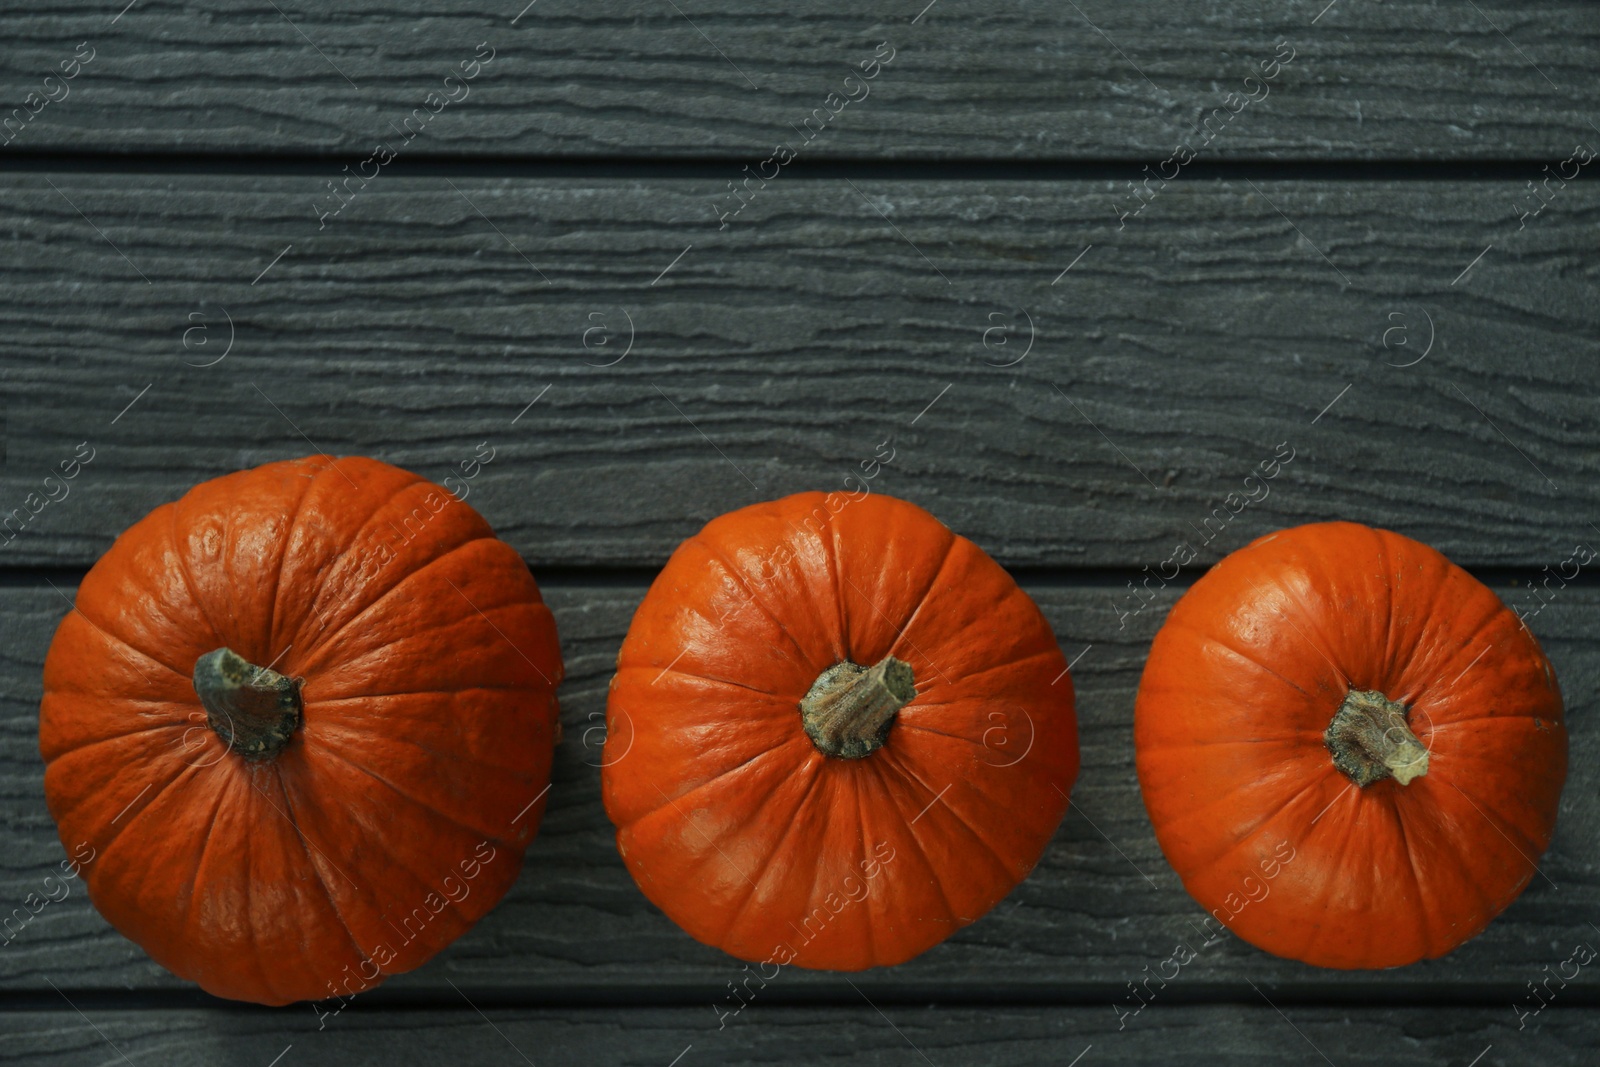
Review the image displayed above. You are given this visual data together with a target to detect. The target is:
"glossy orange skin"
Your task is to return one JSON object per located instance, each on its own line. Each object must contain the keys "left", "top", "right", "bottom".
{"left": 1135, "top": 522, "right": 1566, "bottom": 969}
{"left": 39, "top": 456, "right": 562, "bottom": 1005}
{"left": 603, "top": 492, "right": 1079, "bottom": 970}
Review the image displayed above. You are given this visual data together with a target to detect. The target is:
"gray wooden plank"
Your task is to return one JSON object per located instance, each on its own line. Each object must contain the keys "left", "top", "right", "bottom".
{"left": 0, "top": 581, "right": 1594, "bottom": 995}
{"left": 3, "top": 175, "right": 1596, "bottom": 569}
{"left": 1, "top": 2, "right": 1596, "bottom": 160}
{"left": 2, "top": 1004, "right": 1597, "bottom": 1066}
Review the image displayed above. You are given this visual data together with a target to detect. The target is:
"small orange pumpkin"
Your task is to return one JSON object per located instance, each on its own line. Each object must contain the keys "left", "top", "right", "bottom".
{"left": 39, "top": 455, "right": 562, "bottom": 1005}
{"left": 1135, "top": 521, "right": 1565, "bottom": 968}
{"left": 602, "top": 491, "right": 1079, "bottom": 970}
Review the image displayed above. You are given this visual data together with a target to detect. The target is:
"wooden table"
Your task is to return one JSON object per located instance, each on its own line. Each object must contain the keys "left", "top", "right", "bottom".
{"left": 3, "top": 2, "right": 1597, "bottom": 1062}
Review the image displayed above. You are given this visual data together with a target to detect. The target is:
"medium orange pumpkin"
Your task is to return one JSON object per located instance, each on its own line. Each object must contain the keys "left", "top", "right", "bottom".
{"left": 1135, "top": 521, "right": 1565, "bottom": 968}
{"left": 602, "top": 491, "right": 1079, "bottom": 970}
{"left": 39, "top": 455, "right": 562, "bottom": 1005}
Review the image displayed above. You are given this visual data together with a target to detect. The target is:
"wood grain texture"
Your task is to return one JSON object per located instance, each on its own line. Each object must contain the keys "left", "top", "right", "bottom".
{"left": 0, "top": 2, "right": 1596, "bottom": 160}
{"left": 2, "top": 581, "right": 1594, "bottom": 997}
{"left": 3, "top": 175, "right": 1596, "bottom": 570}
{"left": 3, "top": 1004, "right": 1597, "bottom": 1066}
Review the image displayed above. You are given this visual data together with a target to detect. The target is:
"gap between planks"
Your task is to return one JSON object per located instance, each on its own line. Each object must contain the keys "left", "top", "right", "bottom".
{"left": 3, "top": 984, "right": 1600, "bottom": 1012}
{"left": 0, "top": 565, "right": 1594, "bottom": 592}
{"left": 0, "top": 152, "right": 1569, "bottom": 182}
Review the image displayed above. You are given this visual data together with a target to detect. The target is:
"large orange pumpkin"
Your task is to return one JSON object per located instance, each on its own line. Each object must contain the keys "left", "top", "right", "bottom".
{"left": 39, "top": 455, "right": 562, "bottom": 1005}
{"left": 602, "top": 491, "right": 1079, "bottom": 970}
{"left": 1135, "top": 521, "right": 1565, "bottom": 968}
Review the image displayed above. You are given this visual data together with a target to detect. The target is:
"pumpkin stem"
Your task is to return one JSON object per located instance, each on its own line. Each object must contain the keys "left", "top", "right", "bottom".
{"left": 1325, "top": 688, "right": 1429, "bottom": 787}
{"left": 800, "top": 655, "right": 915, "bottom": 760}
{"left": 193, "top": 647, "right": 303, "bottom": 762}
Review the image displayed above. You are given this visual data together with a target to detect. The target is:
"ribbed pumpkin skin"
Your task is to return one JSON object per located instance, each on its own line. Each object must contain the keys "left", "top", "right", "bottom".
{"left": 39, "top": 456, "right": 562, "bottom": 1005}
{"left": 1135, "top": 522, "right": 1565, "bottom": 969}
{"left": 602, "top": 492, "right": 1079, "bottom": 970}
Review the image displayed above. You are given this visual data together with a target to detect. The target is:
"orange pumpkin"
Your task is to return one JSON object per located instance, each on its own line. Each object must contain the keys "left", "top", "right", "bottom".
{"left": 39, "top": 455, "right": 562, "bottom": 1005}
{"left": 602, "top": 491, "right": 1078, "bottom": 970}
{"left": 1135, "top": 521, "right": 1565, "bottom": 968}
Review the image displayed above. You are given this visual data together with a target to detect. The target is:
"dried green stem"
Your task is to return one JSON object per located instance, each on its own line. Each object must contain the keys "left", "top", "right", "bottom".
{"left": 1325, "top": 688, "right": 1429, "bottom": 787}
{"left": 193, "top": 647, "right": 303, "bottom": 762}
{"left": 800, "top": 656, "right": 915, "bottom": 760}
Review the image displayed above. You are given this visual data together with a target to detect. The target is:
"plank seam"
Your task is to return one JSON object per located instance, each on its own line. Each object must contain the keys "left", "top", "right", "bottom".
{"left": 0, "top": 153, "right": 1574, "bottom": 181}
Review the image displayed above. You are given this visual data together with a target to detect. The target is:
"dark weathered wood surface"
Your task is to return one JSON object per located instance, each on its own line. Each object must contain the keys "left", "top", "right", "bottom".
{"left": 4, "top": 176, "right": 1596, "bottom": 570}
{"left": 1, "top": 2, "right": 1596, "bottom": 160}
{"left": 4, "top": 1, "right": 1598, "bottom": 1054}
{"left": 2, "top": 581, "right": 1594, "bottom": 997}
{"left": 5, "top": 1004, "right": 1597, "bottom": 1066}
